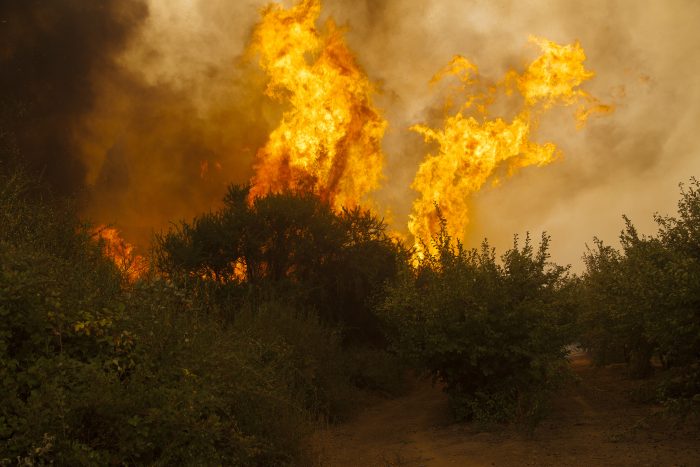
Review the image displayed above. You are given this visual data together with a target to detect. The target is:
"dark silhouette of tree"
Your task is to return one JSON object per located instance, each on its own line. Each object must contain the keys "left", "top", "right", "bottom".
{"left": 155, "top": 185, "right": 406, "bottom": 345}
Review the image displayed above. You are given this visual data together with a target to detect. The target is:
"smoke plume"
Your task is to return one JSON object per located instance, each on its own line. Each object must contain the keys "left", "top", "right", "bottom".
{"left": 0, "top": 0, "right": 146, "bottom": 194}
{"left": 325, "top": 0, "right": 700, "bottom": 267}
{"left": 2, "top": 0, "right": 699, "bottom": 268}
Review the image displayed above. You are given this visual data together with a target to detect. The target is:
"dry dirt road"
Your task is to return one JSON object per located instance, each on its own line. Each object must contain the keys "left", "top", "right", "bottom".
{"left": 311, "top": 355, "right": 700, "bottom": 466}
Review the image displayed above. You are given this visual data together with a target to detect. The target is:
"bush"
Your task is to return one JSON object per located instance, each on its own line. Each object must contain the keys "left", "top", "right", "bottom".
{"left": 155, "top": 185, "right": 406, "bottom": 346}
{"left": 0, "top": 168, "right": 405, "bottom": 464}
{"left": 379, "top": 219, "right": 575, "bottom": 424}
{"left": 0, "top": 168, "right": 129, "bottom": 463}
{"left": 0, "top": 243, "right": 340, "bottom": 464}
{"left": 228, "top": 302, "right": 360, "bottom": 422}
{"left": 579, "top": 178, "right": 700, "bottom": 409}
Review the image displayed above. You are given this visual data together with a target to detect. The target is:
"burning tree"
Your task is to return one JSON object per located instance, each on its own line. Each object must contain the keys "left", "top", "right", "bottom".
{"left": 409, "top": 36, "right": 612, "bottom": 254}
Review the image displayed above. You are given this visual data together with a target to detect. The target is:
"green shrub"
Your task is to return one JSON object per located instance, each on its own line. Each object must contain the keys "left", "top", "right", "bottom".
{"left": 229, "top": 302, "right": 360, "bottom": 422}
{"left": 0, "top": 168, "right": 406, "bottom": 464}
{"left": 579, "top": 178, "right": 700, "bottom": 410}
{"left": 379, "top": 220, "right": 575, "bottom": 424}
{"left": 0, "top": 170, "right": 352, "bottom": 465}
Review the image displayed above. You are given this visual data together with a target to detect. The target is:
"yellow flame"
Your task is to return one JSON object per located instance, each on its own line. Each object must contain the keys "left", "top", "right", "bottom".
{"left": 247, "top": 0, "right": 386, "bottom": 211}
{"left": 409, "top": 36, "right": 613, "bottom": 253}
{"left": 512, "top": 36, "right": 614, "bottom": 127}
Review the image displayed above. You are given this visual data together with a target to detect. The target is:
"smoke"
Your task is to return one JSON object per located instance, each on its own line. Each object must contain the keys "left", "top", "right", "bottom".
{"left": 2, "top": 0, "right": 699, "bottom": 267}
{"left": 1, "top": 0, "right": 276, "bottom": 246}
{"left": 0, "top": 0, "right": 147, "bottom": 194}
{"left": 79, "top": 0, "right": 275, "bottom": 246}
{"left": 323, "top": 0, "right": 700, "bottom": 267}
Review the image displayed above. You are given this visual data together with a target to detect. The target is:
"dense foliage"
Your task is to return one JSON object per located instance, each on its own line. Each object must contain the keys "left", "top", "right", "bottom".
{"left": 0, "top": 168, "right": 403, "bottom": 465}
{"left": 379, "top": 218, "right": 577, "bottom": 424}
{"left": 580, "top": 179, "right": 700, "bottom": 408}
{"left": 3, "top": 155, "right": 699, "bottom": 464}
{"left": 155, "top": 185, "right": 406, "bottom": 345}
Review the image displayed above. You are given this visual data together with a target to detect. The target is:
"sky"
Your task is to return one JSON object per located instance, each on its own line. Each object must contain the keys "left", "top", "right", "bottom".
{"left": 2, "top": 0, "right": 699, "bottom": 269}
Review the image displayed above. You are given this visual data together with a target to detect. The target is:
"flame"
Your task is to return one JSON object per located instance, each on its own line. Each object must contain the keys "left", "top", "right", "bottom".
{"left": 510, "top": 36, "right": 613, "bottom": 127}
{"left": 232, "top": 260, "right": 247, "bottom": 282}
{"left": 93, "top": 226, "right": 148, "bottom": 282}
{"left": 247, "top": 0, "right": 386, "bottom": 211}
{"left": 409, "top": 36, "right": 612, "bottom": 253}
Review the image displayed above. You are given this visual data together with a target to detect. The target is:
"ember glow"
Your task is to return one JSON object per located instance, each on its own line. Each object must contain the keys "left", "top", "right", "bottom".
{"left": 408, "top": 36, "right": 612, "bottom": 253}
{"left": 93, "top": 226, "right": 148, "bottom": 282}
{"left": 247, "top": 0, "right": 386, "bottom": 211}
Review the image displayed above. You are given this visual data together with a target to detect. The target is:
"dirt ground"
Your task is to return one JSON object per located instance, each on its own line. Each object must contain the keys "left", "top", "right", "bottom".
{"left": 310, "top": 354, "right": 700, "bottom": 466}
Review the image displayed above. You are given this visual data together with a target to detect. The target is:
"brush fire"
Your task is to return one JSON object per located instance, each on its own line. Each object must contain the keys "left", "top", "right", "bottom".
{"left": 84, "top": 0, "right": 612, "bottom": 275}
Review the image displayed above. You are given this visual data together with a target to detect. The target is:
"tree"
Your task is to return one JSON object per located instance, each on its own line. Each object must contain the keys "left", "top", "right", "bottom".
{"left": 155, "top": 185, "right": 405, "bottom": 344}
{"left": 580, "top": 178, "right": 700, "bottom": 405}
{"left": 379, "top": 218, "right": 575, "bottom": 423}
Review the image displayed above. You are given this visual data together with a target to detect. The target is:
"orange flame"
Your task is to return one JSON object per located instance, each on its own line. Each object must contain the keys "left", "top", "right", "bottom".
{"left": 247, "top": 0, "right": 386, "bottom": 211}
{"left": 93, "top": 226, "right": 148, "bottom": 282}
{"left": 409, "top": 36, "right": 613, "bottom": 253}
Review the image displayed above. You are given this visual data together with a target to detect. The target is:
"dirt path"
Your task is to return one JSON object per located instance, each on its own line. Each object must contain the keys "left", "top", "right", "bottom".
{"left": 311, "top": 355, "right": 700, "bottom": 466}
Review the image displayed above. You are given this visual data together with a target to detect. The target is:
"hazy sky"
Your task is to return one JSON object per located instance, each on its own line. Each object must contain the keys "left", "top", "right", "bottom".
{"left": 4, "top": 0, "right": 699, "bottom": 269}
{"left": 324, "top": 0, "right": 700, "bottom": 268}
{"left": 136, "top": 0, "right": 700, "bottom": 268}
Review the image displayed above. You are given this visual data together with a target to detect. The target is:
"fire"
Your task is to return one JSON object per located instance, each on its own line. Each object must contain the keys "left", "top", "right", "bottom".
{"left": 93, "top": 226, "right": 148, "bottom": 282}
{"left": 247, "top": 0, "right": 386, "bottom": 211}
{"left": 510, "top": 36, "right": 613, "bottom": 126}
{"left": 89, "top": 5, "right": 615, "bottom": 271}
{"left": 409, "top": 36, "right": 612, "bottom": 253}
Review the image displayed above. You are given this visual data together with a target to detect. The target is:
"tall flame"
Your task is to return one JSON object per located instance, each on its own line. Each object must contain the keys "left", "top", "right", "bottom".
{"left": 409, "top": 36, "right": 612, "bottom": 252}
{"left": 247, "top": 0, "right": 386, "bottom": 210}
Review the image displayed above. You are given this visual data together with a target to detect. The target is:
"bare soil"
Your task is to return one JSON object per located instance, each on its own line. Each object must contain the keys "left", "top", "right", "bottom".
{"left": 310, "top": 354, "right": 700, "bottom": 466}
